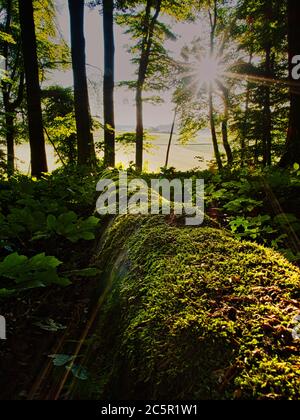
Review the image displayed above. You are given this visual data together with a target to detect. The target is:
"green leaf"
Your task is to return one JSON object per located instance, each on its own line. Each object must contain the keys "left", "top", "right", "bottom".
{"left": 0, "top": 288, "right": 15, "bottom": 298}
{"left": 80, "top": 231, "right": 95, "bottom": 241}
{"left": 49, "top": 354, "right": 76, "bottom": 367}
{"left": 34, "top": 319, "right": 66, "bottom": 332}
{"left": 0, "top": 252, "right": 71, "bottom": 290}
{"left": 0, "top": 253, "right": 28, "bottom": 275}
{"left": 51, "top": 276, "right": 72, "bottom": 287}
{"left": 67, "top": 365, "right": 89, "bottom": 381}
{"left": 47, "top": 214, "right": 57, "bottom": 230}
{"left": 84, "top": 216, "right": 100, "bottom": 227}
{"left": 29, "top": 253, "right": 62, "bottom": 269}
{"left": 58, "top": 211, "right": 78, "bottom": 225}
{"left": 293, "top": 163, "right": 300, "bottom": 171}
{"left": 0, "top": 31, "right": 16, "bottom": 44}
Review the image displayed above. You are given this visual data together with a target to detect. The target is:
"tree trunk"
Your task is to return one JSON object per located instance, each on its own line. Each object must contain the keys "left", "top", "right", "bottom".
{"left": 136, "top": 85, "right": 144, "bottom": 171}
{"left": 2, "top": 0, "right": 14, "bottom": 174}
{"left": 1, "top": 0, "right": 25, "bottom": 175}
{"left": 218, "top": 82, "right": 233, "bottom": 166}
{"left": 221, "top": 119, "right": 232, "bottom": 166}
{"left": 5, "top": 111, "right": 14, "bottom": 174}
{"left": 68, "top": 0, "right": 95, "bottom": 166}
{"left": 2, "top": 72, "right": 24, "bottom": 175}
{"left": 254, "top": 137, "right": 259, "bottom": 165}
{"left": 103, "top": 0, "right": 115, "bottom": 168}
{"left": 280, "top": 0, "right": 300, "bottom": 167}
{"left": 165, "top": 109, "right": 177, "bottom": 168}
{"left": 240, "top": 52, "right": 253, "bottom": 166}
{"left": 208, "top": 1, "right": 222, "bottom": 171}
{"left": 135, "top": 0, "right": 162, "bottom": 172}
{"left": 209, "top": 87, "right": 223, "bottom": 171}
{"left": 262, "top": 45, "right": 272, "bottom": 166}
{"left": 18, "top": 0, "right": 48, "bottom": 177}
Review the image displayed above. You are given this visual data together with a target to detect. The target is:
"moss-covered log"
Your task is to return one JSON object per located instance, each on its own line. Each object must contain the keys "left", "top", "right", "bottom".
{"left": 91, "top": 215, "right": 300, "bottom": 400}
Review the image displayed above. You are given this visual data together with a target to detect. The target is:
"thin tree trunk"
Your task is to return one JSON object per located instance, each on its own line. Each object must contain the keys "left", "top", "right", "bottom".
{"left": 221, "top": 119, "right": 232, "bottom": 166}
{"left": 103, "top": 0, "right": 115, "bottom": 167}
{"left": 2, "top": 73, "right": 24, "bottom": 175}
{"left": 165, "top": 109, "right": 177, "bottom": 168}
{"left": 241, "top": 52, "right": 253, "bottom": 166}
{"left": 2, "top": 0, "right": 13, "bottom": 174}
{"left": 262, "top": 45, "right": 272, "bottom": 166}
{"left": 280, "top": 0, "right": 300, "bottom": 166}
{"left": 5, "top": 111, "right": 14, "bottom": 174}
{"left": 136, "top": 85, "right": 144, "bottom": 171}
{"left": 208, "top": 2, "right": 223, "bottom": 171}
{"left": 209, "top": 87, "right": 223, "bottom": 170}
{"left": 68, "top": 0, "right": 95, "bottom": 166}
{"left": 18, "top": 0, "right": 48, "bottom": 177}
{"left": 254, "top": 137, "right": 259, "bottom": 165}
{"left": 135, "top": 0, "right": 162, "bottom": 172}
{"left": 217, "top": 82, "right": 233, "bottom": 166}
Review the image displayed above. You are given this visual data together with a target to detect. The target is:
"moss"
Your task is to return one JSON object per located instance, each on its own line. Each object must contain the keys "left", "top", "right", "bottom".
{"left": 91, "top": 215, "right": 300, "bottom": 400}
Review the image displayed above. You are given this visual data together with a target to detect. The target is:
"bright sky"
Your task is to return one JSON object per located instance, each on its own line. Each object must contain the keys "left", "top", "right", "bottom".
{"left": 50, "top": 0, "right": 203, "bottom": 129}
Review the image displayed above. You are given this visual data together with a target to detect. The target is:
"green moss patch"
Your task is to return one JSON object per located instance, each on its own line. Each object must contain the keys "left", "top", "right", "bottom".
{"left": 92, "top": 215, "right": 300, "bottom": 400}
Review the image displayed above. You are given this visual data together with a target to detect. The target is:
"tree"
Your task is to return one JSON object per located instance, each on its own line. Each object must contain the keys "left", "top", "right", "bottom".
{"left": 280, "top": 0, "right": 300, "bottom": 167}
{"left": 42, "top": 86, "right": 77, "bottom": 165}
{"left": 218, "top": 82, "right": 233, "bottom": 166}
{"left": 89, "top": 0, "right": 140, "bottom": 167}
{"left": 18, "top": 0, "right": 48, "bottom": 177}
{"left": 0, "top": 0, "right": 24, "bottom": 174}
{"left": 165, "top": 108, "right": 177, "bottom": 168}
{"left": 207, "top": 0, "right": 223, "bottom": 170}
{"left": 174, "top": 1, "right": 238, "bottom": 170}
{"left": 0, "top": 0, "right": 70, "bottom": 175}
{"left": 103, "top": 0, "right": 115, "bottom": 167}
{"left": 232, "top": 0, "right": 288, "bottom": 167}
{"left": 135, "top": 0, "right": 162, "bottom": 172}
{"left": 68, "top": 0, "right": 95, "bottom": 166}
{"left": 118, "top": 0, "right": 191, "bottom": 171}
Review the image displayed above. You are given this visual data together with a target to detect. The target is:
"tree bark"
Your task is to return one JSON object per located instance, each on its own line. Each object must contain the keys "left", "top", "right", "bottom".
{"left": 103, "top": 0, "right": 115, "bottom": 167}
{"left": 209, "top": 87, "right": 223, "bottom": 171}
{"left": 5, "top": 111, "right": 14, "bottom": 174}
{"left": 135, "top": 0, "right": 162, "bottom": 172}
{"left": 2, "top": 0, "right": 14, "bottom": 174}
{"left": 136, "top": 85, "right": 144, "bottom": 171}
{"left": 262, "top": 45, "right": 272, "bottom": 166}
{"left": 68, "top": 0, "right": 95, "bottom": 166}
{"left": 208, "top": 2, "right": 223, "bottom": 171}
{"left": 221, "top": 118, "right": 232, "bottom": 167}
{"left": 165, "top": 109, "right": 177, "bottom": 168}
{"left": 280, "top": 0, "right": 300, "bottom": 167}
{"left": 18, "top": 0, "right": 48, "bottom": 177}
{"left": 2, "top": 0, "right": 24, "bottom": 174}
{"left": 240, "top": 52, "right": 253, "bottom": 166}
{"left": 2, "top": 72, "right": 24, "bottom": 174}
{"left": 217, "top": 82, "right": 233, "bottom": 166}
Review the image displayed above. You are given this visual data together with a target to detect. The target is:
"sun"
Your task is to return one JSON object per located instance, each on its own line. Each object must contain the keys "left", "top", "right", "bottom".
{"left": 179, "top": 51, "right": 226, "bottom": 93}
{"left": 196, "top": 54, "right": 224, "bottom": 87}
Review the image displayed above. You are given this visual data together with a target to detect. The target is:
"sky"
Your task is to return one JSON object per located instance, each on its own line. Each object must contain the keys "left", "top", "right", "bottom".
{"left": 51, "top": 0, "right": 203, "bottom": 129}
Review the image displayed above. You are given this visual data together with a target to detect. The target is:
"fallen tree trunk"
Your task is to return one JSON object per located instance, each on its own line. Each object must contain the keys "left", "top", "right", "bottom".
{"left": 88, "top": 215, "right": 300, "bottom": 400}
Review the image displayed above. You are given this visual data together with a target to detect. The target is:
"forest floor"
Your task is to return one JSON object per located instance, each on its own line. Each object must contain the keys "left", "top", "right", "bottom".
{"left": 0, "top": 233, "right": 100, "bottom": 399}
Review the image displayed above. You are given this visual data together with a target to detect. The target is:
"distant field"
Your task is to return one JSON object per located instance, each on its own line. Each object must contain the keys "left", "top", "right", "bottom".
{"left": 12, "top": 132, "right": 216, "bottom": 173}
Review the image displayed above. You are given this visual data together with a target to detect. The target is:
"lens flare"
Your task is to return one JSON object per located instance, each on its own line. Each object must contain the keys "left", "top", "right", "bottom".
{"left": 196, "top": 54, "right": 224, "bottom": 87}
